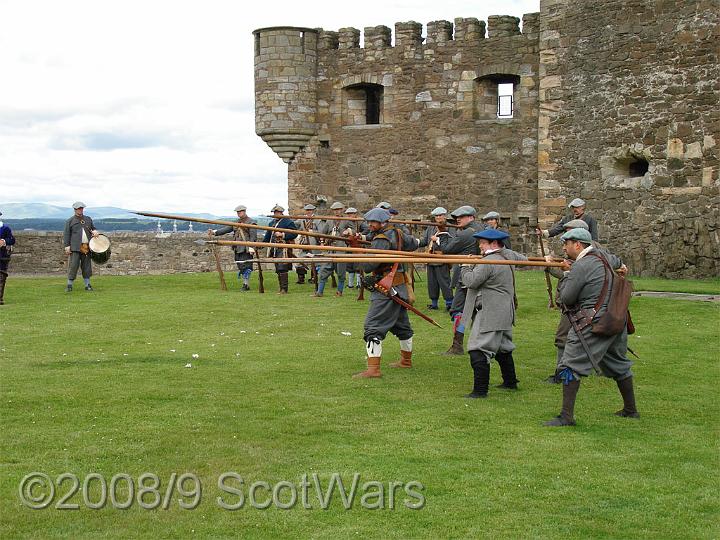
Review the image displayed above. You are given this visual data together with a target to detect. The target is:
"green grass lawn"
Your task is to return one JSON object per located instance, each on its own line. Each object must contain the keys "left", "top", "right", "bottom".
{"left": 1, "top": 270, "right": 718, "bottom": 539}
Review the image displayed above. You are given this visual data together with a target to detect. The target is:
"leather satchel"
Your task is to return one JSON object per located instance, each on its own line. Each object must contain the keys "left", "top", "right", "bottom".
{"left": 588, "top": 252, "right": 634, "bottom": 336}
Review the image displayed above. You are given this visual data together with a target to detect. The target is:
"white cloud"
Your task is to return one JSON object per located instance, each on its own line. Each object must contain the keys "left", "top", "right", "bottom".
{"left": 0, "top": 0, "right": 539, "bottom": 216}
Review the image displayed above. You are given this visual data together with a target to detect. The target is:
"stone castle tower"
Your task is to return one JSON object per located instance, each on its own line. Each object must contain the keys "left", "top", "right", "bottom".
{"left": 254, "top": 0, "right": 719, "bottom": 278}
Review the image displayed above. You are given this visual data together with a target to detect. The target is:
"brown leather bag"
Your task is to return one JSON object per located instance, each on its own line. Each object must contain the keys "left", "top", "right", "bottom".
{"left": 588, "top": 252, "right": 634, "bottom": 336}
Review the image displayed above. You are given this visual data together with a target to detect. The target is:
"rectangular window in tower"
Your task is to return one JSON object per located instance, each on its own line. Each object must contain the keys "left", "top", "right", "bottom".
{"left": 497, "top": 83, "right": 514, "bottom": 118}
{"left": 366, "top": 87, "right": 381, "bottom": 124}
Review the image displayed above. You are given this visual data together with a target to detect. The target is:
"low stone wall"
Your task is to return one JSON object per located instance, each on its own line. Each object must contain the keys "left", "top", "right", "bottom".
{"left": 10, "top": 232, "right": 242, "bottom": 275}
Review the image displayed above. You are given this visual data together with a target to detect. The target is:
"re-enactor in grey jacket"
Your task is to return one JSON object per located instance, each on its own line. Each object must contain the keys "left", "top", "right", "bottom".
{"left": 210, "top": 204, "right": 257, "bottom": 291}
{"left": 63, "top": 202, "right": 98, "bottom": 292}
{"left": 544, "top": 227, "right": 639, "bottom": 427}
{"left": 459, "top": 228, "right": 525, "bottom": 398}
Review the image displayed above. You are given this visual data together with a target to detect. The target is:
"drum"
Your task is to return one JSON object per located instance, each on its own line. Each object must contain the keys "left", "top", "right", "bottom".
{"left": 89, "top": 234, "right": 111, "bottom": 265}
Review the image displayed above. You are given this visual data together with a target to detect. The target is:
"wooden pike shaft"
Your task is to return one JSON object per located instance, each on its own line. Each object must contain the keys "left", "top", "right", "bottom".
{"left": 265, "top": 214, "right": 460, "bottom": 228}
{"left": 207, "top": 239, "right": 563, "bottom": 263}
{"left": 250, "top": 257, "right": 567, "bottom": 268}
{"left": 134, "top": 211, "right": 370, "bottom": 246}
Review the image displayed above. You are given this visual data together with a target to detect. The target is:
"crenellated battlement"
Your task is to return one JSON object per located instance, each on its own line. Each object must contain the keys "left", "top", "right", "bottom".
{"left": 312, "top": 13, "right": 538, "bottom": 51}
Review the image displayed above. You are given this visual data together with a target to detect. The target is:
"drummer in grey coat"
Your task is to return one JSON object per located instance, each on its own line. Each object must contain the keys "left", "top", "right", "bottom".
{"left": 417, "top": 206, "right": 454, "bottom": 310}
{"left": 460, "top": 228, "right": 526, "bottom": 398}
{"left": 544, "top": 227, "right": 638, "bottom": 427}
{"left": 63, "top": 202, "right": 99, "bottom": 292}
{"left": 208, "top": 204, "right": 257, "bottom": 291}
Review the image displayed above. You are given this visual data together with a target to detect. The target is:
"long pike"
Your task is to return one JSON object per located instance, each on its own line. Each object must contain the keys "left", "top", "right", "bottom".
{"left": 135, "top": 211, "right": 369, "bottom": 246}
{"left": 200, "top": 239, "right": 563, "bottom": 263}
{"left": 264, "top": 214, "right": 460, "bottom": 228}
{"left": 247, "top": 257, "right": 567, "bottom": 268}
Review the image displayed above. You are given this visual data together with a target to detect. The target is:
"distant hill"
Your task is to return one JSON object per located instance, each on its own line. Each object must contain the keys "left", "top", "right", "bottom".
{"left": 0, "top": 203, "right": 221, "bottom": 220}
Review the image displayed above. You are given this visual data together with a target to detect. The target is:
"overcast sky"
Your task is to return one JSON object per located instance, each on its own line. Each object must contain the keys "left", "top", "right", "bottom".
{"left": 0, "top": 0, "right": 539, "bottom": 216}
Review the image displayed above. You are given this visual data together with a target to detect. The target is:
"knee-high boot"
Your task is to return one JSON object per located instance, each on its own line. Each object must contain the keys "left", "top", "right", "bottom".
{"left": 615, "top": 376, "right": 640, "bottom": 418}
{"left": 0, "top": 271, "right": 6, "bottom": 305}
{"left": 495, "top": 351, "right": 519, "bottom": 389}
{"left": 277, "top": 272, "right": 289, "bottom": 294}
{"left": 466, "top": 350, "right": 490, "bottom": 398}
{"left": 544, "top": 378, "right": 580, "bottom": 426}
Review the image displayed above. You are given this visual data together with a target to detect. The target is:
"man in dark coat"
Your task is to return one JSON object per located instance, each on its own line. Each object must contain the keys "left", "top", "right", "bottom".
{"left": 354, "top": 208, "right": 420, "bottom": 378}
{"left": 208, "top": 204, "right": 257, "bottom": 291}
{"left": 63, "top": 202, "right": 99, "bottom": 292}
{"left": 263, "top": 204, "right": 298, "bottom": 294}
{"left": 417, "top": 206, "right": 454, "bottom": 310}
{"left": 0, "top": 210, "right": 16, "bottom": 305}
{"left": 540, "top": 197, "right": 599, "bottom": 241}
{"left": 436, "top": 205, "right": 484, "bottom": 355}
{"left": 544, "top": 227, "right": 638, "bottom": 427}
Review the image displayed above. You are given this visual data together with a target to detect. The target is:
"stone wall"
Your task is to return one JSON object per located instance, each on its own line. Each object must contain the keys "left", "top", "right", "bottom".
{"left": 10, "top": 232, "right": 240, "bottom": 275}
{"left": 285, "top": 15, "right": 541, "bottom": 254}
{"left": 537, "top": 0, "right": 719, "bottom": 277}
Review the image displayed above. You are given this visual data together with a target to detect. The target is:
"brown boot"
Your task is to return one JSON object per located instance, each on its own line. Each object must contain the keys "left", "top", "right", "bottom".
{"left": 353, "top": 357, "right": 382, "bottom": 378}
{"left": 615, "top": 376, "right": 640, "bottom": 418}
{"left": 544, "top": 379, "right": 580, "bottom": 426}
{"left": 277, "top": 272, "right": 289, "bottom": 294}
{"left": 390, "top": 350, "right": 412, "bottom": 368}
{"left": 443, "top": 331, "right": 464, "bottom": 355}
{"left": 0, "top": 272, "right": 6, "bottom": 305}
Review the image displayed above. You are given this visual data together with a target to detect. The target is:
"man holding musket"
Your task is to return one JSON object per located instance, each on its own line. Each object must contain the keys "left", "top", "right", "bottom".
{"left": 208, "top": 204, "right": 257, "bottom": 291}
{"left": 354, "top": 208, "right": 420, "bottom": 378}
{"left": 63, "top": 202, "right": 99, "bottom": 292}
{"left": 418, "top": 206, "right": 454, "bottom": 311}
{"left": 544, "top": 227, "right": 638, "bottom": 427}
{"left": 0, "top": 210, "right": 15, "bottom": 305}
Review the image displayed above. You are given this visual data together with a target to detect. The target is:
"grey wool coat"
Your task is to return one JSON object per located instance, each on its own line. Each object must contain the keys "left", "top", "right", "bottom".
{"left": 63, "top": 215, "right": 96, "bottom": 251}
{"left": 459, "top": 251, "right": 518, "bottom": 336}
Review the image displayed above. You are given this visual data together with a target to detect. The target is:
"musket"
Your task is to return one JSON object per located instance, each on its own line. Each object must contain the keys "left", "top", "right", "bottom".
{"left": 265, "top": 214, "right": 460, "bottom": 228}
{"left": 200, "top": 239, "right": 562, "bottom": 263}
{"left": 537, "top": 231, "right": 557, "bottom": 309}
{"left": 135, "top": 211, "right": 370, "bottom": 246}
{"left": 384, "top": 287, "right": 442, "bottom": 328}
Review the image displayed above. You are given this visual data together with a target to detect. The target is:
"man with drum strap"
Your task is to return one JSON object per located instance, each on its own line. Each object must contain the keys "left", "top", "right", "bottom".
{"left": 63, "top": 202, "right": 99, "bottom": 292}
{"left": 0, "top": 210, "right": 16, "bottom": 305}
{"left": 208, "top": 204, "right": 257, "bottom": 291}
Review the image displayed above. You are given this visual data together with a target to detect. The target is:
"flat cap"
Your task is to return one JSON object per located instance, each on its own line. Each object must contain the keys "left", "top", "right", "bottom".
{"left": 72, "top": 201, "right": 86, "bottom": 209}
{"left": 270, "top": 204, "right": 285, "bottom": 213}
{"left": 303, "top": 203, "right": 317, "bottom": 211}
{"left": 482, "top": 211, "right": 501, "bottom": 221}
{"left": 234, "top": 204, "right": 247, "bottom": 212}
{"left": 431, "top": 207, "right": 447, "bottom": 216}
{"left": 568, "top": 198, "right": 586, "bottom": 208}
{"left": 376, "top": 201, "right": 392, "bottom": 209}
{"left": 450, "top": 205, "right": 476, "bottom": 218}
{"left": 345, "top": 207, "right": 358, "bottom": 214}
{"left": 364, "top": 208, "right": 391, "bottom": 223}
{"left": 330, "top": 201, "right": 345, "bottom": 210}
{"left": 473, "top": 228, "right": 510, "bottom": 241}
{"left": 563, "top": 219, "right": 589, "bottom": 230}
{"left": 561, "top": 228, "right": 592, "bottom": 243}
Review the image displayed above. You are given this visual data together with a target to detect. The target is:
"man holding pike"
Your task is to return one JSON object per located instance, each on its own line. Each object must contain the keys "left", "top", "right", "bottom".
{"left": 263, "top": 204, "right": 298, "bottom": 294}
{"left": 418, "top": 207, "right": 454, "bottom": 311}
{"left": 315, "top": 201, "right": 354, "bottom": 297}
{"left": 354, "top": 208, "right": 420, "bottom": 378}
{"left": 208, "top": 204, "right": 257, "bottom": 291}
{"left": 294, "top": 204, "right": 322, "bottom": 285}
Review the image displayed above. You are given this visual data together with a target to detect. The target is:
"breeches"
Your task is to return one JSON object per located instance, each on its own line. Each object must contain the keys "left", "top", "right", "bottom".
{"left": 68, "top": 252, "right": 92, "bottom": 279}
{"left": 363, "top": 285, "right": 414, "bottom": 342}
